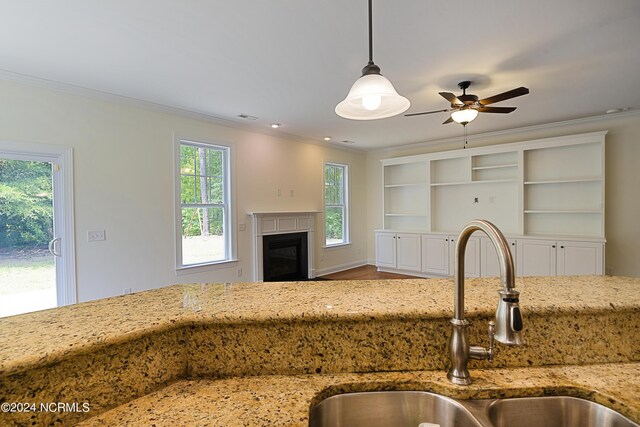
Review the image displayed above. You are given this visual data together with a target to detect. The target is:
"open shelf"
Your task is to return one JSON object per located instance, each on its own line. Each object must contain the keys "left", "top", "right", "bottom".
{"left": 384, "top": 183, "right": 427, "bottom": 188}
{"left": 381, "top": 132, "right": 605, "bottom": 238}
{"left": 431, "top": 179, "right": 517, "bottom": 187}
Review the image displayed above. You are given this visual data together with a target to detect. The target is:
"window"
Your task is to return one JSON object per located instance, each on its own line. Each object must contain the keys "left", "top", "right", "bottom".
{"left": 176, "top": 140, "right": 233, "bottom": 268}
{"left": 324, "top": 162, "right": 349, "bottom": 246}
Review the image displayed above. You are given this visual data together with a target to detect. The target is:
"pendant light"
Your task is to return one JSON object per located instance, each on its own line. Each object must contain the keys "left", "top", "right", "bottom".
{"left": 335, "top": 0, "right": 410, "bottom": 120}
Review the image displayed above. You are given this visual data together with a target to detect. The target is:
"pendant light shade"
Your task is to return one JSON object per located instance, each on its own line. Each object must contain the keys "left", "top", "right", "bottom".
{"left": 335, "top": 72, "right": 411, "bottom": 120}
{"left": 335, "top": 0, "right": 410, "bottom": 120}
{"left": 451, "top": 108, "right": 479, "bottom": 125}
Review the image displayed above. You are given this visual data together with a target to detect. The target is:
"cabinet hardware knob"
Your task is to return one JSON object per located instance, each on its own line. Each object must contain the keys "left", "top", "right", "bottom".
{"left": 552, "top": 245, "right": 556, "bottom": 248}
{"left": 560, "top": 245, "right": 564, "bottom": 249}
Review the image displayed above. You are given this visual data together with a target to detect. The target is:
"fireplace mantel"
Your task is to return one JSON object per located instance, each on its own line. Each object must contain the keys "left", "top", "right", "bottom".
{"left": 248, "top": 211, "right": 320, "bottom": 281}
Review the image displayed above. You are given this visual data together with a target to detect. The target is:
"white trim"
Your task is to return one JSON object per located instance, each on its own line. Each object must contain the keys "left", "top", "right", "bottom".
{"left": 314, "top": 260, "right": 368, "bottom": 277}
{"left": 0, "top": 140, "right": 77, "bottom": 306}
{"left": 173, "top": 136, "right": 237, "bottom": 272}
{"left": 323, "top": 161, "right": 350, "bottom": 246}
{"left": 322, "top": 242, "right": 352, "bottom": 249}
{"left": 0, "top": 69, "right": 364, "bottom": 153}
{"left": 248, "top": 212, "right": 318, "bottom": 281}
{"left": 374, "top": 111, "right": 636, "bottom": 154}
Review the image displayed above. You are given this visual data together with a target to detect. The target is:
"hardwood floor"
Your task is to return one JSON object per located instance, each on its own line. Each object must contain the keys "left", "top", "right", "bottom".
{"left": 318, "top": 264, "right": 419, "bottom": 280}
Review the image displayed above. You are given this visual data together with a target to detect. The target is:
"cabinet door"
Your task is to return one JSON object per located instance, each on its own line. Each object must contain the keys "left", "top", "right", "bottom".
{"left": 449, "top": 236, "right": 481, "bottom": 278}
{"left": 517, "top": 239, "right": 557, "bottom": 276}
{"left": 375, "top": 232, "right": 397, "bottom": 268}
{"left": 480, "top": 237, "right": 517, "bottom": 277}
{"left": 396, "top": 233, "right": 421, "bottom": 272}
{"left": 421, "top": 234, "right": 449, "bottom": 276}
{"left": 557, "top": 241, "right": 604, "bottom": 275}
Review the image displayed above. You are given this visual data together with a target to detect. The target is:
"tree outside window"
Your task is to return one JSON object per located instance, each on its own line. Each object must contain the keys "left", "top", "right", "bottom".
{"left": 178, "top": 141, "right": 230, "bottom": 266}
{"left": 324, "top": 163, "right": 348, "bottom": 246}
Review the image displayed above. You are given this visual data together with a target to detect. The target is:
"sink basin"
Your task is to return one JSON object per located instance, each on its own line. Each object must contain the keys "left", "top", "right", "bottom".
{"left": 309, "top": 392, "right": 639, "bottom": 427}
{"left": 309, "top": 391, "right": 484, "bottom": 427}
{"left": 487, "top": 396, "right": 639, "bottom": 427}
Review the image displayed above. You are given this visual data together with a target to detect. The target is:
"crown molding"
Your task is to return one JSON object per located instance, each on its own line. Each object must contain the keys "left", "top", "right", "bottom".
{"left": 374, "top": 108, "right": 640, "bottom": 154}
{"left": 0, "top": 68, "right": 364, "bottom": 153}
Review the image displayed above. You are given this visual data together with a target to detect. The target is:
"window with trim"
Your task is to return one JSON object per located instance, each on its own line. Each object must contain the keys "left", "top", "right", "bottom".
{"left": 177, "top": 140, "right": 232, "bottom": 267}
{"left": 324, "top": 162, "right": 349, "bottom": 246}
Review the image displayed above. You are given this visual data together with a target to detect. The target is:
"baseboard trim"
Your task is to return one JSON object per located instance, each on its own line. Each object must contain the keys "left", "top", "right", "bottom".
{"left": 315, "top": 260, "right": 369, "bottom": 277}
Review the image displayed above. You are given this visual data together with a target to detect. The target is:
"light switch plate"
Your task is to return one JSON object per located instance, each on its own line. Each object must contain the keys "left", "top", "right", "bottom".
{"left": 87, "top": 230, "right": 106, "bottom": 242}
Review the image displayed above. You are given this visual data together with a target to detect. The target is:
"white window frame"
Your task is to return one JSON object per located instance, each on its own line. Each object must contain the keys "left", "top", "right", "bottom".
{"left": 174, "top": 137, "right": 236, "bottom": 273}
{"left": 323, "top": 162, "right": 350, "bottom": 247}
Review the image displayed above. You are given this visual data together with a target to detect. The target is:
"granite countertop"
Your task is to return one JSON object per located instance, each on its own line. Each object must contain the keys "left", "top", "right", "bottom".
{"left": 79, "top": 364, "right": 640, "bottom": 426}
{"left": 1, "top": 275, "right": 639, "bottom": 426}
{"left": 2, "top": 275, "right": 639, "bottom": 376}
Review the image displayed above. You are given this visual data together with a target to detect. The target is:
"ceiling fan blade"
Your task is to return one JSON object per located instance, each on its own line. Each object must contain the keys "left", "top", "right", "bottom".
{"left": 477, "top": 106, "right": 517, "bottom": 114}
{"left": 405, "top": 108, "right": 451, "bottom": 117}
{"left": 439, "top": 92, "right": 463, "bottom": 105}
{"left": 442, "top": 117, "right": 454, "bottom": 124}
{"left": 478, "top": 87, "right": 529, "bottom": 105}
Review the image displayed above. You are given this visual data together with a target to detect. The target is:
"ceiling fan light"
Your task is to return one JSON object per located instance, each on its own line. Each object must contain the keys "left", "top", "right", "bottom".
{"left": 451, "top": 108, "right": 479, "bottom": 124}
{"left": 335, "top": 74, "right": 410, "bottom": 120}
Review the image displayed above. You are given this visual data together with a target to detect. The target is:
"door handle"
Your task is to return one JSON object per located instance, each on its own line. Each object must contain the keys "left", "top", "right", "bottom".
{"left": 48, "top": 237, "right": 62, "bottom": 257}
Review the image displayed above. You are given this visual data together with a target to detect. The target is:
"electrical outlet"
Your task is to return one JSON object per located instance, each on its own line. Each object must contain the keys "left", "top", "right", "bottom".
{"left": 237, "top": 268, "right": 242, "bottom": 277}
{"left": 238, "top": 223, "right": 246, "bottom": 231}
{"left": 123, "top": 288, "right": 132, "bottom": 295}
{"left": 87, "top": 230, "right": 106, "bottom": 242}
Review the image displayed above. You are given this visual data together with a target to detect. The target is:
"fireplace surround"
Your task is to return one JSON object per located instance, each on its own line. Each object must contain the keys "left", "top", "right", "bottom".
{"left": 248, "top": 211, "right": 319, "bottom": 281}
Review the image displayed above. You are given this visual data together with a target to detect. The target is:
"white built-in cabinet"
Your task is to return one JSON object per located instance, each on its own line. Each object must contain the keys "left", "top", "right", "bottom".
{"left": 420, "top": 234, "right": 449, "bottom": 276}
{"left": 375, "top": 232, "right": 422, "bottom": 272}
{"left": 376, "top": 131, "right": 606, "bottom": 277}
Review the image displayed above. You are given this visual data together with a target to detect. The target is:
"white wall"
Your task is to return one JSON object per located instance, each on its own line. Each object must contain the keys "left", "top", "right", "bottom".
{"left": 366, "top": 112, "right": 640, "bottom": 277}
{"left": 0, "top": 79, "right": 368, "bottom": 302}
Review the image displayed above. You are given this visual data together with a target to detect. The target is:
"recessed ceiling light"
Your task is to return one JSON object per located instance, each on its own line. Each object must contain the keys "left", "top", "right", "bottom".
{"left": 238, "top": 114, "right": 258, "bottom": 120}
{"left": 271, "top": 123, "right": 281, "bottom": 129}
{"left": 323, "top": 137, "right": 331, "bottom": 141}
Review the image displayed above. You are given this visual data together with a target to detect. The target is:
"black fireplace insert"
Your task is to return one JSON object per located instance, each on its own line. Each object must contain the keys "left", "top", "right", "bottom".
{"left": 262, "top": 232, "right": 308, "bottom": 282}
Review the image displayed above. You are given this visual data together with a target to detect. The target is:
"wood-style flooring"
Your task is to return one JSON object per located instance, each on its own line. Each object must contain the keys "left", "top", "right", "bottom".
{"left": 318, "top": 264, "right": 418, "bottom": 280}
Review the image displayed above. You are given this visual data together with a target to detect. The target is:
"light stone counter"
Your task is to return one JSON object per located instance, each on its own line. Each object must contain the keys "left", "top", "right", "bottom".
{"left": 0, "top": 276, "right": 639, "bottom": 426}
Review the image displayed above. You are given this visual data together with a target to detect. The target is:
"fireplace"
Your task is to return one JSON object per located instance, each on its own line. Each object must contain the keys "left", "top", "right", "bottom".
{"left": 262, "top": 232, "right": 308, "bottom": 281}
{"left": 248, "top": 211, "right": 318, "bottom": 281}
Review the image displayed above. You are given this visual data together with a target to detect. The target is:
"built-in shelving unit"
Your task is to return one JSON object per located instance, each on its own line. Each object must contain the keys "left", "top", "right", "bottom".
{"left": 377, "top": 132, "right": 607, "bottom": 278}
{"left": 380, "top": 131, "right": 606, "bottom": 239}
{"left": 382, "top": 160, "right": 429, "bottom": 230}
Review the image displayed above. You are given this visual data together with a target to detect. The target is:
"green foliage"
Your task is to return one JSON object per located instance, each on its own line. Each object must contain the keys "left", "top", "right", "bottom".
{"left": 180, "top": 144, "right": 225, "bottom": 237}
{"left": 0, "top": 160, "right": 53, "bottom": 248}
{"left": 325, "top": 207, "right": 343, "bottom": 240}
{"left": 324, "top": 164, "right": 346, "bottom": 241}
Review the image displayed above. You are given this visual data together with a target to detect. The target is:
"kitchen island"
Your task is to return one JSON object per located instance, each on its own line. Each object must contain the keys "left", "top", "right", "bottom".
{"left": 1, "top": 276, "right": 639, "bottom": 426}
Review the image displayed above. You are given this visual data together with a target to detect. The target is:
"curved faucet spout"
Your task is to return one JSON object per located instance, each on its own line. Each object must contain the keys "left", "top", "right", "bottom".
{"left": 453, "top": 220, "right": 515, "bottom": 320}
{"left": 447, "top": 219, "right": 524, "bottom": 386}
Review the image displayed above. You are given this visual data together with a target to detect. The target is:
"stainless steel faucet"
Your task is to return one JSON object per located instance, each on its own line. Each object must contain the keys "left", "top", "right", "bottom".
{"left": 447, "top": 219, "right": 524, "bottom": 385}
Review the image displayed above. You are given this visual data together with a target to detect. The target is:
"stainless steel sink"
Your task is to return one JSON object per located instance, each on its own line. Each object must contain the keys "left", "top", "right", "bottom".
{"left": 486, "top": 396, "right": 639, "bottom": 427}
{"left": 309, "top": 392, "right": 639, "bottom": 427}
{"left": 309, "top": 391, "right": 484, "bottom": 427}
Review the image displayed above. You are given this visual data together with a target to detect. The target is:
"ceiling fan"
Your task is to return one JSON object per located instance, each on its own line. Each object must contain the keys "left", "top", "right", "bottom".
{"left": 405, "top": 81, "right": 530, "bottom": 125}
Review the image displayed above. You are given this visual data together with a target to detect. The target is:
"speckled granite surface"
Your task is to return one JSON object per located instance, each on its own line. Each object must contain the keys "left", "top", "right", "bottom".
{"left": 79, "top": 364, "right": 640, "bottom": 426}
{"left": 0, "top": 276, "right": 639, "bottom": 426}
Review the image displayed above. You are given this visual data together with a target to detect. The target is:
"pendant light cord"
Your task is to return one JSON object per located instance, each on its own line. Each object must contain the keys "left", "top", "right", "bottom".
{"left": 368, "top": 0, "right": 373, "bottom": 64}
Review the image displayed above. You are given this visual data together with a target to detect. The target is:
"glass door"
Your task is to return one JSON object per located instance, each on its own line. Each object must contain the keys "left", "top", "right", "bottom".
{"left": 0, "top": 140, "right": 75, "bottom": 317}
{"left": 0, "top": 158, "right": 58, "bottom": 316}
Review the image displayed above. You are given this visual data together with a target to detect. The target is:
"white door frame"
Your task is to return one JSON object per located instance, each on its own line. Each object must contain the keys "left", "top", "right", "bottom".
{"left": 0, "top": 140, "right": 77, "bottom": 306}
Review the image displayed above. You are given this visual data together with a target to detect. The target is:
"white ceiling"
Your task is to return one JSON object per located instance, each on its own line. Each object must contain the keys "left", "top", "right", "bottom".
{"left": 0, "top": 1, "right": 639, "bottom": 150}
